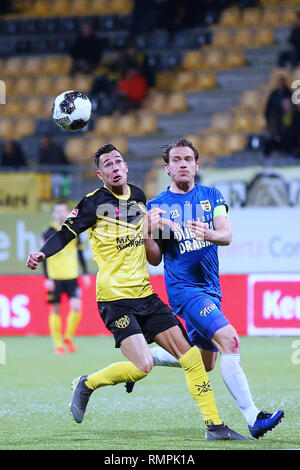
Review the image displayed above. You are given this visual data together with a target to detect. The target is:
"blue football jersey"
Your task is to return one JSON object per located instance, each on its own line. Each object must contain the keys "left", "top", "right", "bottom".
{"left": 147, "top": 184, "right": 228, "bottom": 314}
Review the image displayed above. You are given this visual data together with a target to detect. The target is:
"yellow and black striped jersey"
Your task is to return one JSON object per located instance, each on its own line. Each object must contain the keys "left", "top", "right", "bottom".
{"left": 63, "top": 184, "right": 153, "bottom": 302}
{"left": 41, "top": 223, "right": 87, "bottom": 280}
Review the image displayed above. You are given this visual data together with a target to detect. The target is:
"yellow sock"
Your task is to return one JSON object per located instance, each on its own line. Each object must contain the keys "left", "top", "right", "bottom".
{"left": 85, "top": 361, "right": 148, "bottom": 391}
{"left": 65, "top": 310, "right": 82, "bottom": 340}
{"left": 179, "top": 346, "right": 222, "bottom": 426}
{"left": 49, "top": 313, "right": 63, "bottom": 349}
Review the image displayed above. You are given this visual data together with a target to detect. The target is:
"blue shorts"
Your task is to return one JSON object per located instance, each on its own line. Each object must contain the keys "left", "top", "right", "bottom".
{"left": 176, "top": 294, "right": 229, "bottom": 352}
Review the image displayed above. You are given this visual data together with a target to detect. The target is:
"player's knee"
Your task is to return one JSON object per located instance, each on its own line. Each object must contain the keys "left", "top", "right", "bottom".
{"left": 213, "top": 325, "right": 240, "bottom": 354}
{"left": 138, "top": 357, "right": 153, "bottom": 374}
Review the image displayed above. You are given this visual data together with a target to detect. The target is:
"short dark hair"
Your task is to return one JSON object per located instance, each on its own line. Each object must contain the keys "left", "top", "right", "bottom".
{"left": 94, "top": 144, "right": 121, "bottom": 168}
{"left": 162, "top": 138, "right": 199, "bottom": 163}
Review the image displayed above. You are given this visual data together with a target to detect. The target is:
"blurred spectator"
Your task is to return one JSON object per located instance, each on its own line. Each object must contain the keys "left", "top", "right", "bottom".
{"left": 38, "top": 136, "right": 69, "bottom": 166}
{"left": 124, "top": 40, "right": 155, "bottom": 87}
{"left": 265, "top": 76, "right": 292, "bottom": 135}
{"left": 264, "top": 97, "right": 300, "bottom": 156}
{"left": 111, "top": 64, "right": 148, "bottom": 114}
{"left": 1, "top": 140, "right": 27, "bottom": 168}
{"left": 69, "top": 23, "right": 103, "bottom": 75}
{"left": 278, "top": 12, "right": 300, "bottom": 68}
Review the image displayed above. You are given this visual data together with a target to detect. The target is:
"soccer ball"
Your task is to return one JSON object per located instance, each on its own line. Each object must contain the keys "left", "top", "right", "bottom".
{"left": 52, "top": 90, "right": 92, "bottom": 131}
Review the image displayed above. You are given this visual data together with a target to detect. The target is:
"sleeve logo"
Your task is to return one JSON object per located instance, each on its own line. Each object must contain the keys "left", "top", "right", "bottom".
{"left": 68, "top": 208, "right": 78, "bottom": 218}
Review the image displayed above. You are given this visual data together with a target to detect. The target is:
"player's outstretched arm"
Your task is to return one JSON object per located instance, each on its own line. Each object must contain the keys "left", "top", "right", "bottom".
{"left": 27, "top": 226, "right": 76, "bottom": 270}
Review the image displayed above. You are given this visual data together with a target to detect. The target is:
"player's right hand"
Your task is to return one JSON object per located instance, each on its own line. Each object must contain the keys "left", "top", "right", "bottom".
{"left": 27, "top": 251, "right": 46, "bottom": 270}
{"left": 144, "top": 208, "right": 180, "bottom": 238}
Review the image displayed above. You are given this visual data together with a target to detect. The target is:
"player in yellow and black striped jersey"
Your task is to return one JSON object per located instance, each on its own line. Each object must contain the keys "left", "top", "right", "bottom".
{"left": 26, "top": 144, "right": 248, "bottom": 439}
{"left": 41, "top": 202, "right": 90, "bottom": 355}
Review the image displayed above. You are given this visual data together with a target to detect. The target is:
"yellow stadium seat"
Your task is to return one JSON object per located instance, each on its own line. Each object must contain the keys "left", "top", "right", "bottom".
{"left": 233, "top": 112, "right": 254, "bottom": 132}
{"left": 143, "top": 92, "right": 167, "bottom": 113}
{"left": 116, "top": 115, "right": 139, "bottom": 136}
{"left": 53, "top": 76, "right": 72, "bottom": 94}
{"left": 35, "top": 76, "right": 54, "bottom": 95}
{"left": 0, "top": 119, "right": 14, "bottom": 140}
{"left": 171, "top": 71, "right": 195, "bottom": 91}
{"left": 32, "top": 1, "right": 51, "bottom": 16}
{"left": 184, "top": 135, "right": 202, "bottom": 153}
{"left": 89, "top": 0, "right": 113, "bottom": 14}
{"left": 224, "top": 133, "right": 246, "bottom": 154}
{"left": 93, "top": 116, "right": 115, "bottom": 136}
{"left": 44, "top": 96, "right": 56, "bottom": 115}
{"left": 13, "top": 77, "right": 34, "bottom": 96}
{"left": 202, "top": 134, "right": 224, "bottom": 156}
{"left": 23, "top": 57, "right": 44, "bottom": 76}
{"left": 73, "top": 75, "right": 93, "bottom": 92}
{"left": 110, "top": 136, "right": 128, "bottom": 155}
{"left": 166, "top": 93, "right": 187, "bottom": 113}
{"left": 138, "top": 113, "right": 157, "bottom": 135}
{"left": 210, "top": 29, "right": 233, "bottom": 48}
{"left": 282, "top": 8, "right": 297, "bottom": 25}
{"left": 238, "top": 90, "right": 261, "bottom": 110}
{"left": 43, "top": 56, "right": 65, "bottom": 75}
{"left": 262, "top": 8, "right": 280, "bottom": 25}
{"left": 255, "top": 27, "right": 275, "bottom": 47}
{"left": 65, "top": 138, "right": 87, "bottom": 163}
{"left": 267, "top": 68, "right": 291, "bottom": 89}
{"left": 234, "top": 28, "right": 254, "bottom": 48}
{"left": 182, "top": 50, "right": 203, "bottom": 70}
{"left": 193, "top": 71, "right": 217, "bottom": 90}
{"left": 253, "top": 112, "right": 266, "bottom": 132}
{"left": 110, "top": 0, "right": 133, "bottom": 14}
{"left": 206, "top": 112, "right": 233, "bottom": 134}
{"left": 85, "top": 137, "right": 105, "bottom": 158}
{"left": 3, "top": 57, "right": 24, "bottom": 77}
{"left": 14, "top": 118, "right": 35, "bottom": 138}
{"left": 241, "top": 8, "right": 262, "bottom": 26}
{"left": 145, "top": 168, "right": 159, "bottom": 200}
{"left": 204, "top": 49, "right": 225, "bottom": 69}
{"left": 71, "top": 0, "right": 89, "bottom": 14}
{"left": 51, "top": 0, "right": 69, "bottom": 15}
{"left": 219, "top": 7, "right": 241, "bottom": 27}
{"left": 156, "top": 72, "right": 174, "bottom": 91}
{"left": 226, "top": 49, "right": 245, "bottom": 68}
{"left": 25, "top": 97, "right": 44, "bottom": 117}
{"left": 4, "top": 99, "right": 23, "bottom": 117}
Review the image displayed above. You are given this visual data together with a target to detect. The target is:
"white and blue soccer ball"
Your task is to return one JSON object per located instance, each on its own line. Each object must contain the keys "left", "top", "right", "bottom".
{"left": 52, "top": 90, "right": 92, "bottom": 131}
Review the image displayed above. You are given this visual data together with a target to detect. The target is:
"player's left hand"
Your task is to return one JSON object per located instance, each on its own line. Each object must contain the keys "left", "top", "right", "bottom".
{"left": 187, "top": 221, "right": 212, "bottom": 242}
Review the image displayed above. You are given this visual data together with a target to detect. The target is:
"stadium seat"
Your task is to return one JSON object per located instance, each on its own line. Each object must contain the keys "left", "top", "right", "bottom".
{"left": 241, "top": 8, "right": 262, "bottom": 26}
{"left": 234, "top": 28, "right": 254, "bottom": 48}
{"left": 209, "top": 29, "right": 233, "bottom": 49}
{"left": 182, "top": 50, "right": 203, "bottom": 70}
{"left": 0, "top": 119, "right": 14, "bottom": 140}
{"left": 85, "top": 137, "right": 105, "bottom": 158}
{"left": 204, "top": 49, "right": 225, "bottom": 69}
{"left": 109, "top": 136, "right": 128, "bottom": 155}
{"left": 138, "top": 113, "right": 158, "bottom": 135}
{"left": 71, "top": 0, "right": 89, "bottom": 14}
{"left": 143, "top": 92, "right": 167, "bottom": 113}
{"left": 253, "top": 112, "right": 266, "bottom": 132}
{"left": 235, "top": 90, "right": 261, "bottom": 111}
{"left": 225, "top": 49, "right": 245, "bottom": 68}
{"left": 53, "top": 76, "right": 72, "bottom": 94}
{"left": 166, "top": 93, "right": 187, "bottom": 113}
{"left": 193, "top": 71, "right": 217, "bottom": 90}
{"left": 110, "top": 0, "right": 133, "bottom": 15}
{"left": 233, "top": 112, "right": 254, "bottom": 132}
{"left": 184, "top": 135, "right": 202, "bottom": 153}
{"left": 116, "top": 115, "right": 139, "bottom": 136}
{"left": 218, "top": 7, "right": 241, "bottom": 27}
{"left": 51, "top": 0, "right": 70, "bottom": 15}
{"left": 23, "top": 57, "right": 44, "bottom": 76}
{"left": 35, "top": 76, "right": 54, "bottom": 96}
{"left": 25, "top": 97, "right": 44, "bottom": 117}
{"left": 14, "top": 78, "right": 35, "bottom": 96}
{"left": 65, "top": 138, "right": 87, "bottom": 163}
{"left": 264, "top": 68, "right": 291, "bottom": 89}
{"left": 3, "top": 99, "right": 23, "bottom": 117}
{"left": 31, "top": 0, "right": 51, "bottom": 16}
{"left": 201, "top": 112, "right": 233, "bottom": 134}
{"left": 144, "top": 168, "right": 159, "bottom": 200}
{"left": 93, "top": 116, "right": 115, "bottom": 136}
{"left": 224, "top": 133, "right": 246, "bottom": 154}
{"left": 14, "top": 118, "right": 35, "bottom": 138}
{"left": 73, "top": 75, "right": 93, "bottom": 92}
{"left": 171, "top": 71, "right": 195, "bottom": 91}
{"left": 282, "top": 8, "right": 297, "bottom": 25}
{"left": 202, "top": 134, "right": 224, "bottom": 156}
{"left": 255, "top": 27, "right": 275, "bottom": 47}
{"left": 43, "top": 56, "right": 68, "bottom": 75}
{"left": 156, "top": 72, "right": 174, "bottom": 91}
{"left": 262, "top": 8, "right": 280, "bottom": 26}
{"left": 89, "top": 0, "right": 113, "bottom": 14}
{"left": 3, "top": 57, "right": 24, "bottom": 77}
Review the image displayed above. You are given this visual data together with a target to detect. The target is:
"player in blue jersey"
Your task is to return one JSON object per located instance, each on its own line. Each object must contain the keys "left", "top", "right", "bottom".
{"left": 142, "top": 138, "right": 284, "bottom": 439}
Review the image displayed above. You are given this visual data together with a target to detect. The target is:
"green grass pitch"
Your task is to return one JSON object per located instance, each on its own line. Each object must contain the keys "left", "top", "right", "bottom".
{"left": 0, "top": 335, "right": 299, "bottom": 450}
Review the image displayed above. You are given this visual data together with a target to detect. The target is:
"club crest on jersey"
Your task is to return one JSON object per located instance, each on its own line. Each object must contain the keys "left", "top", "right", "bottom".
{"left": 115, "top": 315, "right": 130, "bottom": 329}
{"left": 200, "top": 200, "right": 211, "bottom": 212}
{"left": 68, "top": 208, "right": 78, "bottom": 218}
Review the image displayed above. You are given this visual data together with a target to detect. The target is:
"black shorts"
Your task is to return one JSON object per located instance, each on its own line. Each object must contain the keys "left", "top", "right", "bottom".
{"left": 47, "top": 278, "right": 80, "bottom": 304}
{"left": 98, "top": 293, "right": 186, "bottom": 348}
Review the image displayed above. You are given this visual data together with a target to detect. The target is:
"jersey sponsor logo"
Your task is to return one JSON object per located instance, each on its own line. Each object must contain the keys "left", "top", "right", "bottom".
{"left": 115, "top": 315, "right": 130, "bottom": 329}
{"left": 200, "top": 200, "right": 212, "bottom": 212}
{"left": 68, "top": 208, "right": 78, "bottom": 218}
{"left": 199, "top": 303, "right": 217, "bottom": 317}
